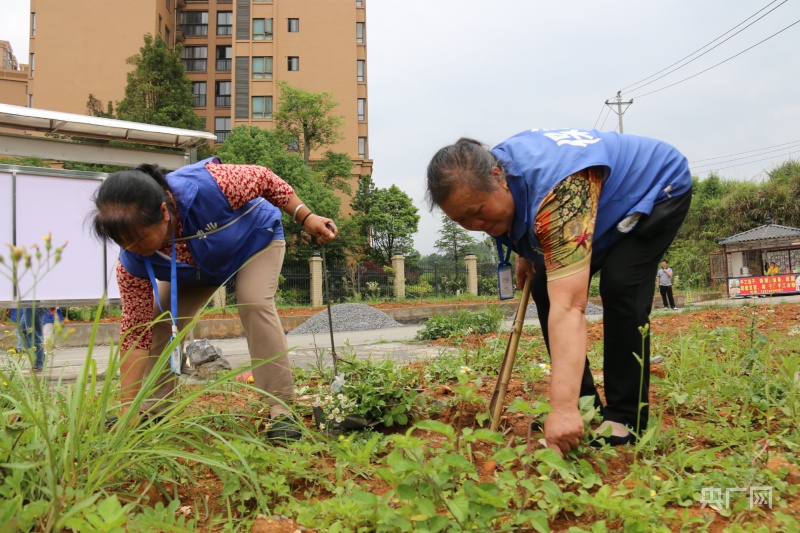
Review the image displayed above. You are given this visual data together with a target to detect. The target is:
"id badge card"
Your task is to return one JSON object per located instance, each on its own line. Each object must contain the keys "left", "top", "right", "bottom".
{"left": 497, "top": 263, "right": 514, "bottom": 300}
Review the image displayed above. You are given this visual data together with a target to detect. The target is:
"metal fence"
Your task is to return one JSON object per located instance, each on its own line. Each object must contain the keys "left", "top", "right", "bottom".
{"left": 228, "top": 260, "right": 500, "bottom": 307}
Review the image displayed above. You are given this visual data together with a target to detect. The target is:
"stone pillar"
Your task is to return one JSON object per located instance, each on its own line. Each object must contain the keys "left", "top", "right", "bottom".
{"left": 310, "top": 252, "right": 323, "bottom": 307}
{"left": 392, "top": 251, "right": 406, "bottom": 300}
{"left": 465, "top": 252, "right": 478, "bottom": 296}
{"left": 212, "top": 286, "right": 227, "bottom": 309}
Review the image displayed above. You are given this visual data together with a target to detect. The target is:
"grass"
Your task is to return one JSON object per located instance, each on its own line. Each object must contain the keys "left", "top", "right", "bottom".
{"left": 2, "top": 241, "right": 798, "bottom": 531}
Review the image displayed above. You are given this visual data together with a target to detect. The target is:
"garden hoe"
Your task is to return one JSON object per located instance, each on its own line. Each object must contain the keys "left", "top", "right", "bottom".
{"left": 489, "top": 276, "right": 532, "bottom": 432}
{"left": 319, "top": 223, "right": 339, "bottom": 378}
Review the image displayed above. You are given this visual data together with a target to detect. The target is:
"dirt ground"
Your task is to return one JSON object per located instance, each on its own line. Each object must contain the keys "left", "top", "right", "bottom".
{"left": 186, "top": 302, "right": 800, "bottom": 532}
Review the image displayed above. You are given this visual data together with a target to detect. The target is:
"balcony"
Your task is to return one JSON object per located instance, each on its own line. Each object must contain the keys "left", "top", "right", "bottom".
{"left": 181, "top": 59, "right": 207, "bottom": 72}
{"left": 193, "top": 94, "right": 206, "bottom": 107}
{"left": 180, "top": 24, "right": 208, "bottom": 37}
{"left": 216, "top": 59, "right": 231, "bottom": 71}
{"left": 215, "top": 130, "right": 229, "bottom": 144}
{"left": 215, "top": 95, "right": 231, "bottom": 108}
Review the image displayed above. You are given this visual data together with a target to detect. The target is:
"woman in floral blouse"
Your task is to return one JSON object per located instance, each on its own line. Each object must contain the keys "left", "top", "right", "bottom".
{"left": 92, "top": 157, "right": 336, "bottom": 440}
{"left": 426, "top": 129, "right": 692, "bottom": 456}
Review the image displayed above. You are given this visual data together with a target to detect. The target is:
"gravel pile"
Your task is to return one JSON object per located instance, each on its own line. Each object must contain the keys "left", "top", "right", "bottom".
{"left": 510, "top": 301, "right": 604, "bottom": 319}
{"left": 288, "top": 303, "right": 402, "bottom": 335}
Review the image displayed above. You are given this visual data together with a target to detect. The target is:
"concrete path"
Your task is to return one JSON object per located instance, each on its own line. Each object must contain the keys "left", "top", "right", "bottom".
{"left": 31, "top": 292, "right": 800, "bottom": 383}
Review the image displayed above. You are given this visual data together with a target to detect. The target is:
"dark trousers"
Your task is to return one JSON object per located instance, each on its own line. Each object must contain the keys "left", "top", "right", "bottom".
{"left": 659, "top": 285, "right": 676, "bottom": 308}
{"left": 530, "top": 189, "right": 692, "bottom": 432}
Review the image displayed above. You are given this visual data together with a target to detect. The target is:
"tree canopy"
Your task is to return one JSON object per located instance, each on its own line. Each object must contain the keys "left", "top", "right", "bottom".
{"left": 216, "top": 126, "right": 347, "bottom": 266}
{"left": 350, "top": 182, "right": 419, "bottom": 264}
{"left": 114, "top": 34, "right": 205, "bottom": 131}
{"left": 273, "top": 81, "right": 345, "bottom": 167}
{"left": 434, "top": 216, "right": 478, "bottom": 278}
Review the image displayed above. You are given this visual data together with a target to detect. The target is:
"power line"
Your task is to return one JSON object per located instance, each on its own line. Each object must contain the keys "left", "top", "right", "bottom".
{"left": 691, "top": 145, "right": 800, "bottom": 170}
{"left": 598, "top": 107, "right": 612, "bottom": 131}
{"left": 630, "top": 17, "right": 800, "bottom": 99}
{"left": 692, "top": 148, "right": 800, "bottom": 175}
{"left": 619, "top": 0, "right": 787, "bottom": 94}
{"left": 592, "top": 103, "right": 607, "bottom": 130}
{"left": 689, "top": 139, "right": 800, "bottom": 165}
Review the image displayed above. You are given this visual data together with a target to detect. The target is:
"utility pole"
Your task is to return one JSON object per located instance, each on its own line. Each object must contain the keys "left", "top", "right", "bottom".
{"left": 604, "top": 91, "right": 633, "bottom": 133}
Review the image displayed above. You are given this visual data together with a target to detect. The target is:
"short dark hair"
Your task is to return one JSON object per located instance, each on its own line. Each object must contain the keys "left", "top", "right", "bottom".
{"left": 425, "top": 137, "right": 503, "bottom": 210}
{"left": 91, "top": 164, "right": 173, "bottom": 245}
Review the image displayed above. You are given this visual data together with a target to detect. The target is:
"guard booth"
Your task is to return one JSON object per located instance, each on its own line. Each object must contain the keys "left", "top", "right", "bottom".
{"left": 716, "top": 223, "right": 800, "bottom": 297}
{"left": 0, "top": 103, "right": 216, "bottom": 308}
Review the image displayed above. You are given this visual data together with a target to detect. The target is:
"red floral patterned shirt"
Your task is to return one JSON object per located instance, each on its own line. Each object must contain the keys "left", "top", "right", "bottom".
{"left": 117, "top": 162, "right": 294, "bottom": 351}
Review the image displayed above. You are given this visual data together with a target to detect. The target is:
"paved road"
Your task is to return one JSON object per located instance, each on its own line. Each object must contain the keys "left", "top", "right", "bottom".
{"left": 33, "top": 293, "right": 800, "bottom": 383}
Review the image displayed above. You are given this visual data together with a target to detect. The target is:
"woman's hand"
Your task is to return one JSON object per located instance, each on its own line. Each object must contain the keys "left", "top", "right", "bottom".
{"left": 515, "top": 255, "right": 535, "bottom": 288}
{"left": 304, "top": 214, "right": 338, "bottom": 244}
{"left": 544, "top": 406, "right": 585, "bottom": 457}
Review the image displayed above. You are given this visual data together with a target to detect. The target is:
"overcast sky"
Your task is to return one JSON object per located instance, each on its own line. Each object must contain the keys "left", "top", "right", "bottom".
{"left": 3, "top": 1, "right": 799, "bottom": 254}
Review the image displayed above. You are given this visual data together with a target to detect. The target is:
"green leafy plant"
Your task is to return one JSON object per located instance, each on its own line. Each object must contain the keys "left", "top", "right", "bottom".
{"left": 415, "top": 307, "right": 504, "bottom": 341}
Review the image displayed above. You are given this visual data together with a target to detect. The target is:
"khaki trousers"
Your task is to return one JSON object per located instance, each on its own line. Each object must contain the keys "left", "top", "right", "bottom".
{"left": 142, "top": 240, "right": 293, "bottom": 416}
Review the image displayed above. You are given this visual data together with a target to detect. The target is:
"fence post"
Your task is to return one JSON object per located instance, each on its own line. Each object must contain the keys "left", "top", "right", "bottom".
{"left": 392, "top": 251, "right": 406, "bottom": 300}
{"left": 212, "top": 286, "right": 226, "bottom": 309}
{"left": 309, "top": 251, "right": 323, "bottom": 307}
{"left": 465, "top": 252, "right": 478, "bottom": 296}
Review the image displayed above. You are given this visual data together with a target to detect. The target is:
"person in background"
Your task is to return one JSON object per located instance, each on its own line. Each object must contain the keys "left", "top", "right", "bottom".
{"left": 91, "top": 158, "right": 337, "bottom": 440}
{"left": 42, "top": 307, "right": 63, "bottom": 358}
{"left": 426, "top": 129, "right": 692, "bottom": 457}
{"left": 656, "top": 260, "right": 678, "bottom": 310}
{"left": 767, "top": 261, "right": 780, "bottom": 276}
{"left": 10, "top": 307, "right": 47, "bottom": 374}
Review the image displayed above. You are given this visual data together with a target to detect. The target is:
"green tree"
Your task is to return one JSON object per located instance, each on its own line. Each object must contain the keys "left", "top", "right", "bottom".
{"left": 273, "top": 81, "right": 344, "bottom": 167}
{"left": 357, "top": 185, "right": 419, "bottom": 264}
{"left": 434, "top": 216, "right": 477, "bottom": 279}
{"left": 115, "top": 34, "right": 205, "bottom": 131}
{"left": 216, "top": 126, "right": 347, "bottom": 266}
{"left": 312, "top": 150, "right": 354, "bottom": 195}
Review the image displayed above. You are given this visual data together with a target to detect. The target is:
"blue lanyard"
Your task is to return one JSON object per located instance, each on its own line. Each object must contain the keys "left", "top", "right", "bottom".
{"left": 496, "top": 239, "right": 512, "bottom": 266}
{"left": 143, "top": 213, "right": 179, "bottom": 343}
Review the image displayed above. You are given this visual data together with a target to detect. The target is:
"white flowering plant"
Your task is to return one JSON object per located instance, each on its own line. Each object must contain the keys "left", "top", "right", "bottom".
{"left": 313, "top": 392, "right": 358, "bottom": 431}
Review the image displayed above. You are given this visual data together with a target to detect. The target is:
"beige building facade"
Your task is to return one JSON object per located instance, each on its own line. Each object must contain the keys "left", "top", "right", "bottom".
{"left": 26, "top": 0, "right": 371, "bottom": 191}
{"left": 0, "top": 41, "right": 29, "bottom": 107}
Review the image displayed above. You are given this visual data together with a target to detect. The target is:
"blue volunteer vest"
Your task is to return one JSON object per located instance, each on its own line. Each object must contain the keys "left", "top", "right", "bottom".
{"left": 119, "top": 158, "right": 284, "bottom": 285}
{"left": 492, "top": 129, "right": 691, "bottom": 263}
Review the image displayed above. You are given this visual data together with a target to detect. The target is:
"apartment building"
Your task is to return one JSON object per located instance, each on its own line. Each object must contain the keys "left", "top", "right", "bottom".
{"left": 0, "top": 41, "right": 29, "bottom": 107}
{"left": 27, "top": 0, "right": 371, "bottom": 185}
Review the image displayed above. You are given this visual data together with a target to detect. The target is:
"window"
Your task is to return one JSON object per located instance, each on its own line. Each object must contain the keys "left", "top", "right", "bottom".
{"left": 357, "top": 60, "right": 365, "bottom": 82}
{"left": 287, "top": 138, "right": 300, "bottom": 152}
{"left": 253, "top": 0, "right": 272, "bottom": 3}
{"left": 358, "top": 137, "right": 366, "bottom": 158}
{"left": 28, "top": 94, "right": 33, "bottom": 108}
{"left": 252, "top": 56, "right": 273, "bottom": 79}
{"left": 356, "top": 0, "right": 363, "bottom": 6}
{"left": 253, "top": 18, "right": 273, "bottom": 40}
{"left": 166, "top": 0, "right": 171, "bottom": 13}
{"left": 216, "top": 46, "right": 232, "bottom": 71}
{"left": 158, "top": 14, "right": 162, "bottom": 34}
{"left": 287, "top": 56, "right": 299, "bottom": 71}
{"left": 215, "top": 117, "right": 231, "bottom": 143}
{"left": 216, "top": 81, "right": 231, "bottom": 107}
{"left": 356, "top": 22, "right": 364, "bottom": 44}
{"left": 180, "top": 11, "right": 209, "bottom": 36}
{"left": 165, "top": 27, "right": 171, "bottom": 45}
{"left": 252, "top": 96, "right": 273, "bottom": 119}
{"left": 29, "top": 53, "right": 34, "bottom": 77}
{"left": 192, "top": 81, "right": 207, "bottom": 107}
{"left": 217, "top": 12, "right": 233, "bottom": 35}
{"left": 31, "top": 13, "right": 36, "bottom": 37}
{"left": 288, "top": 18, "right": 299, "bottom": 32}
{"left": 357, "top": 98, "right": 366, "bottom": 121}
{"left": 181, "top": 46, "right": 207, "bottom": 72}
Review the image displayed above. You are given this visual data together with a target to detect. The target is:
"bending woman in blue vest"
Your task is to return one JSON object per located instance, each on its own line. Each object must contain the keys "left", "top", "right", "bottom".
{"left": 427, "top": 129, "right": 692, "bottom": 456}
{"left": 92, "top": 158, "right": 337, "bottom": 439}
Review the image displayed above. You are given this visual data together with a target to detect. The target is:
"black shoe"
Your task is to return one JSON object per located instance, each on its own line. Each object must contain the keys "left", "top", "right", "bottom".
{"left": 266, "top": 415, "right": 303, "bottom": 441}
{"left": 589, "top": 430, "right": 637, "bottom": 448}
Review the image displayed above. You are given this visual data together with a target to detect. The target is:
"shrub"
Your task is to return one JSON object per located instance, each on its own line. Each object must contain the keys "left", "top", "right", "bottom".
{"left": 415, "top": 307, "right": 503, "bottom": 340}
